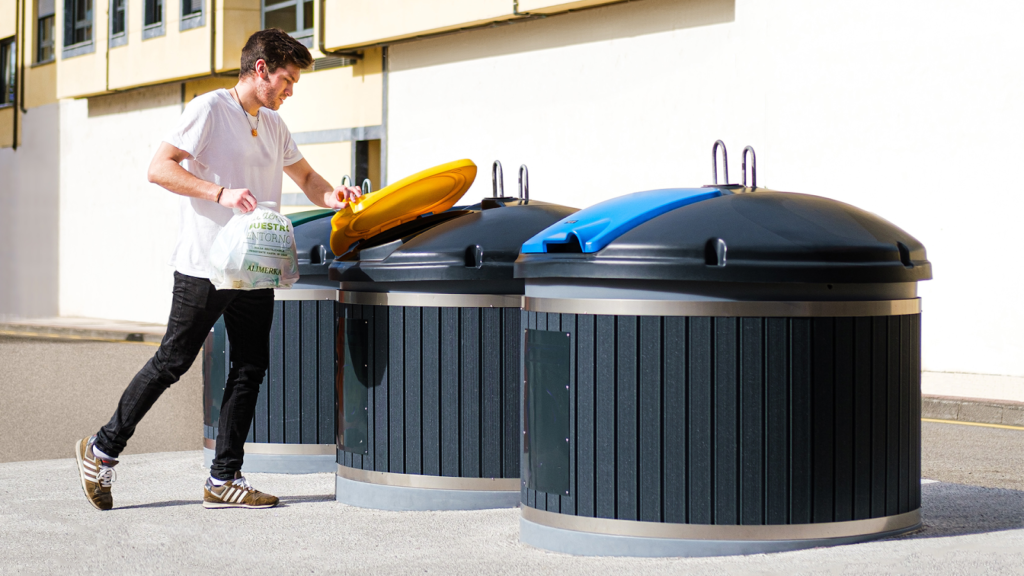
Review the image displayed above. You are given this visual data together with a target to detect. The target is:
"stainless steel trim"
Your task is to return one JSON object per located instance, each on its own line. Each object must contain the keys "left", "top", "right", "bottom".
{"left": 274, "top": 288, "right": 340, "bottom": 301}
{"left": 523, "top": 297, "right": 921, "bottom": 317}
{"left": 203, "top": 438, "right": 335, "bottom": 455}
{"left": 341, "top": 291, "right": 522, "bottom": 308}
{"left": 521, "top": 506, "right": 921, "bottom": 541}
{"left": 337, "top": 464, "right": 520, "bottom": 491}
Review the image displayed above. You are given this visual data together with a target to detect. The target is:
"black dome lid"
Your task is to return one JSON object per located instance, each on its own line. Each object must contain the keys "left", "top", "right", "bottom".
{"left": 515, "top": 189, "right": 932, "bottom": 284}
{"left": 330, "top": 199, "right": 578, "bottom": 283}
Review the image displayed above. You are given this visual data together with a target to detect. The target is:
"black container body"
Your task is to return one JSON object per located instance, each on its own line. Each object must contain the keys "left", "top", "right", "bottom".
{"left": 203, "top": 300, "right": 338, "bottom": 445}
{"left": 522, "top": 310, "right": 921, "bottom": 524}
{"left": 337, "top": 302, "right": 521, "bottom": 479}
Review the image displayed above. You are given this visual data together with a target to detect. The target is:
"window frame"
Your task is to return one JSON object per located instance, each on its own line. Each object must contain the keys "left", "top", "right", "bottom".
{"left": 142, "top": 0, "right": 165, "bottom": 40}
{"left": 62, "top": 0, "right": 95, "bottom": 59}
{"left": 180, "top": 0, "right": 205, "bottom": 32}
{"left": 36, "top": 12, "right": 56, "bottom": 64}
{"left": 262, "top": 0, "right": 314, "bottom": 48}
{"left": 109, "top": 0, "right": 127, "bottom": 48}
{"left": 0, "top": 37, "right": 16, "bottom": 108}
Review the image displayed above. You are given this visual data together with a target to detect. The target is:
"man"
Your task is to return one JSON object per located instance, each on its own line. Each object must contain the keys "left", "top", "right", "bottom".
{"left": 74, "top": 29, "right": 360, "bottom": 511}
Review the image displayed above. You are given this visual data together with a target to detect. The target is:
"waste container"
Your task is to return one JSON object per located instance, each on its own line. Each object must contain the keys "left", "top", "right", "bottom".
{"left": 203, "top": 209, "right": 340, "bottom": 474}
{"left": 513, "top": 143, "right": 932, "bottom": 556}
{"left": 331, "top": 161, "right": 578, "bottom": 510}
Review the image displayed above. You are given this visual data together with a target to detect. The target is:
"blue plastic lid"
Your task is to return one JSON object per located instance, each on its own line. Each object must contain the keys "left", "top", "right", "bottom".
{"left": 521, "top": 188, "right": 722, "bottom": 254}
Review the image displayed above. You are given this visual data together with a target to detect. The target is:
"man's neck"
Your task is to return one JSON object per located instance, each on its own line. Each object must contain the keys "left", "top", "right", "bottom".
{"left": 232, "top": 80, "right": 261, "bottom": 117}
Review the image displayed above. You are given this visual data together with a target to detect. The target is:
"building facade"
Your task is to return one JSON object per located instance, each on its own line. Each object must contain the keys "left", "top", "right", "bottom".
{"left": 1, "top": 0, "right": 1022, "bottom": 400}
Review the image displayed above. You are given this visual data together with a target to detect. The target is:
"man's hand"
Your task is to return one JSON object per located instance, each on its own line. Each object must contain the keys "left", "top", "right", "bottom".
{"left": 324, "top": 186, "right": 363, "bottom": 210}
{"left": 219, "top": 187, "right": 259, "bottom": 213}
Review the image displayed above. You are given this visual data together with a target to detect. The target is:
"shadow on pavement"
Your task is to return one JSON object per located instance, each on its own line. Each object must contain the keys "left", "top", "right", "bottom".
{"left": 898, "top": 482, "right": 1024, "bottom": 539}
{"left": 277, "top": 494, "right": 334, "bottom": 506}
{"left": 115, "top": 500, "right": 196, "bottom": 510}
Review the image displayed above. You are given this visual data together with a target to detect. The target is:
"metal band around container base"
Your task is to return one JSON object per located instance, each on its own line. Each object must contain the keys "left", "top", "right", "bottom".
{"left": 336, "top": 464, "right": 520, "bottom": 491}
{"left": 274, "top": 288, "right": 340, "bottom": 301}
{"left": 341, "top": 291, "right": 522, "bottom": 308}
{"left": 521, "top": 506, "right": 921, "bottom": 541}
{"left": 523, "top": 297, "right": 921, "bottom": 317}
{"left": 203, "top": 437, "right": 336, "bottom": 455}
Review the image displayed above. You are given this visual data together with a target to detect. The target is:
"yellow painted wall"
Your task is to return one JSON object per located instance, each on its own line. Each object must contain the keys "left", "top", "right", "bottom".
{"left": 322, "top": 0, "right": 513, "bottom": 51}
{"left": 183, "top": 75, "right": 237, "bottom": 102}
{"left": 517, "top": 0, "right": 620, "bottom": 13}
{"left": 107, "top": 0, "right": 213, "bottom": 89}
{"left": 25, "top": 64, "right": 57, "bottom": 107}
{"left": 283, "top": 141, "right": 352, "bottom": 194}
{"left": 277, "top": 47, "right": 382, "bottom": 132}
{"left": 55, "top": 0, "right": 110, "bottom": 98}
{"left": 216, "top": 0, "right": 261, "bottom": 72}
{"left": 0, "top": 107, "right": 13, "bottom": 147}
{"left": 0, "top": 0, "right": 15, "bottom": 38}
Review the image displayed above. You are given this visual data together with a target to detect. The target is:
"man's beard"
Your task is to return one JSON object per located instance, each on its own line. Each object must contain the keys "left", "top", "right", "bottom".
{"left": 254, "top": 79, "right": 281, "bottom": 111}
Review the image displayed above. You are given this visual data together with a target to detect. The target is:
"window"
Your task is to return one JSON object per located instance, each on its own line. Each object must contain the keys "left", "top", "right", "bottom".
{"left": 143, "top": 0, "right": 164, "bottom": 39}
{"left": 181, "top": 0, "right": 204, "bottom": 32}
{"left": 0, "top": 38, "right": 15, "bottom": 106}
{"left": 37, "top": 0, "right": 56, "bottom": 62}
{"left": 109, "top": 0, "right": 126, "bottom": 47}
{"left": 263, "top": 0, "right": 314, "bottom": 47}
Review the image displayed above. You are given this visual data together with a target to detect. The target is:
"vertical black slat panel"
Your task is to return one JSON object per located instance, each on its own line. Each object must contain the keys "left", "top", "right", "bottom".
{"left": 373, "top": 305, "right": 389, "bottom": 471}
{"left": 440, "top": 307, "right": 460, "bottom": 477}
{"left": 714, "top": 317, "right": 739, "bottom": 525}
{"left": 269, "top": 303, "right": 284, "bottom": 443}
{"left": 301, "top": 301, "right": 319, "bottom": 444}
{"left": 853, "top": 317, "right": 873, "bottom": 520}
{"left": 833, "top": 318, "right": 855, "bottom": 522}
{"left": 481, "top": 308, "right": 502, "bottom": 479}
{"left": 318, "top": 302, "right": 336, "bottom": 444}
{"left": 576, "top": 314, "right": 597, "bottom": 518}
{"left": 811, "top": 317, "right": 835, "bottom": 523}
{"left": 530, "top": 312, "right": 545, "bottom": 510}
{"left": 765, "top": 318, "right": 789, "bottom": 524}
{"left": 345, "top": 304, "right": 363, "bottom": 471}
{"left": 389, "top": 306, "right": 405, "bottom": 474}
{"left": 503, "top": 308, "right": 520, "bottom": 479}
{"left": 462, "top": 308, "right": 481, "bottom": 478}
{"left": 688, "top": 316, "right": 713, "bottom": 525}
{"left": 521, "top": 310, "right": 532, "bottom": 506}
{"left": 639, "top": 316, "right": 661, "bottom": 523}
{"left": 546, "top": 313, "right": 561, "bottom": 513}
{"left": 616, "top": 316, "right": 638, "bottom": 521}
{"left": 739, "top": 318, "right": 763, "bottom": 525}
{"left": 361, "top": 305, "right": 374, "bottom": 471}
{"left": 284, "top": 301, "right": 302, "bottom": 443}
{"left": 790, "top": 318, "right": 813, "bottom": 524}
{"left": 885, "top": 316, "right": 900, "bottom": 515}
{"left": 562, "top": 313, "right": 577, "bottom": 515}
{"left": 256, "top": 312, "right": 274, "bottom": 443}
{"left": 663, "top": 317, "right": 687, "bottom": 524}
{"left": 595, "top": 314, "right": 617, "bottom": 519}
{"left": 405, "top": 307, "right": 422, "bottom": 475}
{"left": 899, "top": 315, "right": 912, "bottom": 513}
{"left": 527, "top": 487, "right": 536, "bottom": 509}
{"left": 912, "top": 315, "right": 922, "bottom": 511}
{"left": 870, "top": 317, "right": 888, "bottom": 517}
{"left": 422, "top": 307, "right": 441, "bottom": 476}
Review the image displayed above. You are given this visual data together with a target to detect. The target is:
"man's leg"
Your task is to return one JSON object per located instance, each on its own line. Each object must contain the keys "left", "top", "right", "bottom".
{"left": 209, "top": 288, "right": 275, "bottom": 481}
{"left": 95, "top": 272, "right": 232, "bottom": 458}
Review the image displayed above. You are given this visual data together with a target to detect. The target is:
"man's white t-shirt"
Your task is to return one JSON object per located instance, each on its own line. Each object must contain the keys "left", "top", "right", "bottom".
{"left": 164, "top": 89, "right": 303, "bottom": 279}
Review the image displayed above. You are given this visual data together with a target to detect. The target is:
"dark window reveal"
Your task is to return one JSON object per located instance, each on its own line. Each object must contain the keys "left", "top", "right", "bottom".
{"left": 37, "top": 0, "right": 56, "bottom": 62}
{"left": 111, "top": 0, "right": 125, "bottom": 36}
{"left": 144, "top": 0, "right": 162, "bottom": 27}
{"left": 0, "top": 38, "right": 15, "bottom": 106}
{"left": 63, "top": 0, "right": 93, "bottom": 46}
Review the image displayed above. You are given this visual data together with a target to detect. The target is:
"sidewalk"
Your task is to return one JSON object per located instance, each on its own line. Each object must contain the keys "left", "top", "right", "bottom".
{"left": 0, "top": 316, "right": 166, "bottom": 344}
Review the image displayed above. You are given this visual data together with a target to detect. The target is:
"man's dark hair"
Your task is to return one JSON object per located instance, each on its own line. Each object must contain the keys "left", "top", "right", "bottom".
{"left": 240, "top": 29, "right": 314, "bottom": 76}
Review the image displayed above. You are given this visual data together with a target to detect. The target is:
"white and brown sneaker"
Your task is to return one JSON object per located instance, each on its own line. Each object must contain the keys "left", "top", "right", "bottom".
{"left": 203, "top": 473, "right": 279, "bottom": 509}
{"left": 74, "top": 436, "right": 118, "bottom": 510}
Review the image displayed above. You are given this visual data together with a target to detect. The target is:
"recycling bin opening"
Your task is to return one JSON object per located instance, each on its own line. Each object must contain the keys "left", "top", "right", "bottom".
{"left": 513, "top": 142, "right": 932, "bottom": 557}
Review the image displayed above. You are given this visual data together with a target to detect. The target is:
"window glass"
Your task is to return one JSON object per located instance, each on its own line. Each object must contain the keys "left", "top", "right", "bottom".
{"left": 73, "top": 0, "right": 93, "bottom": 44}
{"left": 37, "top": 15, "right": 55, "bottom": 61}
{"left": 183, "top": 0, "right": 201, "bottom": 17}
{"left": 264, "top": 3, "right": 297, "bottom": 33}
{"left": 145, "top": 0, "right": 163, "bottom": 26}
{"left": 1, "top": 40, "right": 15, "bottom": 106}
{"left": 302, "top": 0, "right": 312, "bottom": 30}
{"left": 111, "top": 0, "right": 125, "bottom": 35}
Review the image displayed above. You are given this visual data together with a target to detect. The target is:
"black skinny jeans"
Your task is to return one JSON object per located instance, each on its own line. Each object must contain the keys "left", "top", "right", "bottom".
{"left": 96, "top": 271, "right": 274, "bottom": 480}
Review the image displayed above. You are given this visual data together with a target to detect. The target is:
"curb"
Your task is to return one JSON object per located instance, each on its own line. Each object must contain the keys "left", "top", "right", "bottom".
{"left": 922, "top": 395, "right": 1024, "bottom": 428}
{"left": 0, "top": 322, "right": 165, "bottom": 345}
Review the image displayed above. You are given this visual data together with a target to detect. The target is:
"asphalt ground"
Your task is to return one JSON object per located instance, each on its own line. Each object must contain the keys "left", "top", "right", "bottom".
{"left": 1, "top": 335, "right": 1023, "bottom": 573}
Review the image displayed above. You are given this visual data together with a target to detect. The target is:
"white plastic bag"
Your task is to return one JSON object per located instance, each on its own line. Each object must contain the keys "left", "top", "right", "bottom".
{"left": 209, "top": 202, "right": 299, "bottom": 290}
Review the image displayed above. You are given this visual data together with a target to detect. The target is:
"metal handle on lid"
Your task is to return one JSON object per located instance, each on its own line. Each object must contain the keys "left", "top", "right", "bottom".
{"left": 362, "top": 179, "right": 372, "bottom": 195}
{"left": 518, "top": 164, "right": 530, "bottom": 202}
{"left": 341, "top": 175, "right": 352, "bottom": 187}
{"left": 742, "top": 146, "right": 757, "bottom": 188}
{"left": 492, "top": 160, "right": 504, "bottom": 198}
{"left": 712, "top": 140, "right": 729, "bottom": 185}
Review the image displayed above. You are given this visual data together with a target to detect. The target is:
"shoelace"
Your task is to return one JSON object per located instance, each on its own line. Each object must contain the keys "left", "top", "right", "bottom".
{"left": 96, "top": 466, "right": 116, "bottom": 488}
{"left": 231, "top": 476, "right": 254, "bottom": 492}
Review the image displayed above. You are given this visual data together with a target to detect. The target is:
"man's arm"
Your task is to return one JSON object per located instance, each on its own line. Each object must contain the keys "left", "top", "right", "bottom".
{"left": 147, "top": 141, "right": 258, "bottom": 213}
{"left": 283, "top": 158, "right": 362, "bottom": 210}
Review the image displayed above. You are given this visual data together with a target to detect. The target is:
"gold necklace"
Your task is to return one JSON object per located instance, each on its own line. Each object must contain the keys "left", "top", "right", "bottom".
{"left": 233, "top": 87, "right": 260, "bottom": 137}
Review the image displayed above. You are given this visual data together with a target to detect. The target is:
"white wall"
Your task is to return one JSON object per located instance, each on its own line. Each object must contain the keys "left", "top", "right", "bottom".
{"left": 387, "top": 0, "right": 1024, "bottom": 378}
{"left": 0, "top": 103, "right": 61, "bottom": 320}
{"left": 59, "top": 86, "right": 184, "bottom": 323}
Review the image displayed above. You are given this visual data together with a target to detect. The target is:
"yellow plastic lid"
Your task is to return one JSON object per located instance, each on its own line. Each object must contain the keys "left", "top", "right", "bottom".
{"left": 330, "top": 159, "right": 478, "bottom": 255}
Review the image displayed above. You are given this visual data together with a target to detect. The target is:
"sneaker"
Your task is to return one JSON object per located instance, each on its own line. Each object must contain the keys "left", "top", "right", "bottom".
{"left": 74, "top": 436, "right": 118, "bottom": 511}
{"left": 203, "top": 473, "right": 279, "bottom": 509}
